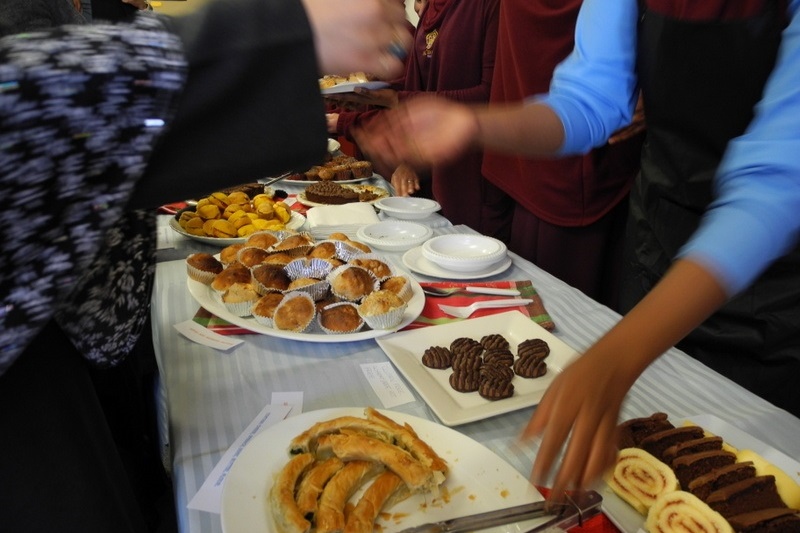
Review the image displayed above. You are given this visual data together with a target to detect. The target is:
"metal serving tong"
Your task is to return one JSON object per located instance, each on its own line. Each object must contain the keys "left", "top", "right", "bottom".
{"left": 396, "top": 490, "right": 602, "bottom": 533}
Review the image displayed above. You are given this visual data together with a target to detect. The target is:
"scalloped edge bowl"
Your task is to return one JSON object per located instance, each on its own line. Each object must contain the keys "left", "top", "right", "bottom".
{"left": 356, "top": 221, "right": 433, "bottom": 252}
{"left": 421, "top": 234, "right": 507, "bottom": 272}
{"left": 374, "top": 197, "right": 441, "bottom": 220}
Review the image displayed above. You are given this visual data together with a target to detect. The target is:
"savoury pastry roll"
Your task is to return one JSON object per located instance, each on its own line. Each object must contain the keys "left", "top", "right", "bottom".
{"left": 295, "top": 457, "right": 345, "bottom": 523}
{"left": 269, "top": 452, "right": 315, "bottom": 533}
{"left": 315, "top": 460, "right": 384, "bottom": 533}
{"left": 344, "top": 471, "right": 406, "bottom": 533}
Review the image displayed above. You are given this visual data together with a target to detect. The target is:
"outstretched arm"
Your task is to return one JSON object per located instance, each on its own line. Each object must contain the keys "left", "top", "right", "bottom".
{"left": 524, "top": 259, "right": 727, "bottom": 499}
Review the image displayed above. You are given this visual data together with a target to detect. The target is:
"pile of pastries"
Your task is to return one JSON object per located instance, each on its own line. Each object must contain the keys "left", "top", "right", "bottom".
{"left": 186, "top": 230, "right": 413, "bottom": 334}
{"left": 176, "top": 189, "right": 293, "bottom": 239}
{"left": 286, "top": 154, "right": 374, "bottom": 182}
{"left": 319, "top": 71, "right": 375, "bottom": 89}
{"left": 270, "top": 408, "right": 447, "bottom": 533}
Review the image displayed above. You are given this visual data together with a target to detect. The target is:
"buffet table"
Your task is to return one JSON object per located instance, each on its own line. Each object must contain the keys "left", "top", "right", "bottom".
{"left": 151, "top": 203, "right": 800, "bottom": 533}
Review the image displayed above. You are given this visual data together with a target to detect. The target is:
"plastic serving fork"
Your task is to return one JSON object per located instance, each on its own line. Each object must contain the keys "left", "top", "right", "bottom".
{"left": 438, "top": 298, "right": 533, "bottom": 318}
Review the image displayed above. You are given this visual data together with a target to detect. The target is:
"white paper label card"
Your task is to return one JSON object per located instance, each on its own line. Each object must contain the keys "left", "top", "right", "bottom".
{"left": 271, "top": 391, "right": 304, "bottom": 417}
{"left": 361, "top": 362, "right": 415, "bottom": 408}
{"left": 174, "top": 320, "right": 243, "bottom": 351}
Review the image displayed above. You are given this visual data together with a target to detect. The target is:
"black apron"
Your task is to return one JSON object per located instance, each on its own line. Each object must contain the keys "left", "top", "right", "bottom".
{"left": 621, "top": 2, "right": 800, "bottom": 415}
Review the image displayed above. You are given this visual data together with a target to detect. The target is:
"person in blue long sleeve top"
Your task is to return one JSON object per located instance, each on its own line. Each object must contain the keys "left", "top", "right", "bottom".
{"left": 355, "top": 0, "right": 800, "bottom": 498}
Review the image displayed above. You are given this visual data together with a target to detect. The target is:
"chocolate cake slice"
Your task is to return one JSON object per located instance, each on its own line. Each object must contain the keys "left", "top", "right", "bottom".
{"left": 706, "top": 475, "right": 787, "bottom": 518}
{"left": 640, "top": 426, "right": 706, "bottom": 463}
{"left": 662, "top": 436, "right": 724, "bottom": 465}
{"left": 727, "top": 507, "right": 800, "bottom": 532}
{"left": 617, "top": 412, "right": 674, "bottom": 449}
{"left": 672, "top": 449, "right": 737, "bottom": 489}
{"left": 688, "top": 461, "right": 757, "bottom": 501}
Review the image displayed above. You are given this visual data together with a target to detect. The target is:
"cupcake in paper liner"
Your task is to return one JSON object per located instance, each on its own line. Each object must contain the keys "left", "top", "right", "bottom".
{"left": 380, "top": 275, "right": 414, "bottom": 303}
{"left": 236, "top": 246, "right": 273, "bottom": 269}
{"left": 250, "top": 263, "right": 291, "bottom": 295}
{"left": 211, "top": 263, "right": 252, "bottom": 294}
{"left": 284, "top": 257, "right": 335, "bottom": 281}
{"left": 327, "top": 264, "right": 380, "bottom": 302}
{"left": 307, "top": 240, "right": 339, "bottom": 261}
{"left": 272, "top": 291, "right": 316, "bottom": 333}
{"left": 348, "top": 253, "right": 394, "bottom": 281}
{"left": 251, "top": 292, "right": 285, "bottom": 327}
{"left": 358, "top": 290, "right": 408, "bottom": 330}
{"left": 221, "top": 282, "right": 260, "bottom": 317}
{"left": 244, "top": 230, "right": 283, "bottom": 250}
{"left": 185, "top": 253, "right": 223, "bottom": 285}
{"left": 317, "top": 301, "right": 365, "bottom": 335}
{"left": 270, "top": 232, "right": 315, "bottom": 257}
{"left": 219, "top": 243, "right": 245, "bottom": 267}
{"left": 333, "top": 239, "right": 367, "bottom": 262}
{"left": 285, "top": 277, "right": 330, "bottom": 301}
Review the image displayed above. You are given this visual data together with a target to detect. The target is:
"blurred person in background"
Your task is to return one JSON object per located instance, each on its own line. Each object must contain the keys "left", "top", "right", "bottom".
{"left": 327, "top": 0, "right": 509, "bottom": 238}
{"left": 356, "top": 0, "right": 800, "bottom": 498}
{"left": 0, "top": 0, "right": 409, "bottom": 531}
{"left": 481, "top": 0, "right": 644, "bottom": 311}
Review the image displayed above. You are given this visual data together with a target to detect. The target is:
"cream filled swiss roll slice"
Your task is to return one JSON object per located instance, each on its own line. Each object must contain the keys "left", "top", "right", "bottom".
{"left": 646, "top": 490, "right": 734, "bottom": 533}
{"left": 607, "top": 447, "right": 679, "bottom": 514}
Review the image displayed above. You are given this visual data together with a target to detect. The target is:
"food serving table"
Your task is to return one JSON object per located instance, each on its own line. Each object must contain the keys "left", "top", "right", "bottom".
{"left": 151, "top": 213, "right": 800, "bottom": 533}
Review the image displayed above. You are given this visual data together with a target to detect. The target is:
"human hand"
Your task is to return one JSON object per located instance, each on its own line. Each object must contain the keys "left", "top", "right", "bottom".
{"left": 326, "top": 88, "right": 400, "bottom": 109}
{"left": 326, "top": 113, "right": 339, "bottom": 134}
{"left": 391, "top": 165, "right": 420, "bottom": 196}
{"left": 122, "top": 0, "right": 151, "bottom": 10}
{"left": 522, "top": 350, "right": 632, "bottom": 501}
{"left": 301, "top": 0, "right": 411, "bottom": 81}
{"left": 353, "top": 95, "right": 480, "bottom": 171}
{"left": 609, "top": 92, "right": 645, "bottom": 144}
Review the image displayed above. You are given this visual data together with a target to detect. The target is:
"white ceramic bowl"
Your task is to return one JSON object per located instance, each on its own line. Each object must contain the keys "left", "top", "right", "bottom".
{"left": 374, "top": 197, "right": 441, "bottom": 220}
{"left": 356, "top": 221, "right": 433, "bottom": 252}
{"left": 421, "top": 234, "right": 507, "bottom": 272}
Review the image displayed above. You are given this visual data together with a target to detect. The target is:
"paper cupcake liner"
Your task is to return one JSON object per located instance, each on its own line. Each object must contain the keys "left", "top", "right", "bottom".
{"left": 358, "top": 301, "right": 408, "bottom": 330}
{"left": 223, "top": 298, "right": 257, "bottom": 317}
{"left": 327, "top": 265, "right": 381, "bottom": 302}
{"left": 381, "top": 276, "right": 413, "bottom": 302}
{"left": 317, "top": 302, "right": 365, "bottom": 335}
{"left": 250, "top": 264, "right": 291, "bottom": 295}
{"left": 284, "top": 279, "right": 330, "bottom": 301}
{"left": 272, "top": 291, "right": 316, "bottom": 333}
{"left": 284, "top": 257, "right": 335, "bottom": 281}
{"left": 186, "top": 262, "right": 218, "bottom": 285}
{"left": 333, "top": 240, "right": 367, "bottom": 262}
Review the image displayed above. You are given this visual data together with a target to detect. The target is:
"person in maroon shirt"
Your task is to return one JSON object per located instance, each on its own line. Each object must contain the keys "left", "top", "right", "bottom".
{"left": 482, "top": 0, "right": 645, "bottom": 311}
{"left": 329, "top": 0, "right": 509, "bottom": 238}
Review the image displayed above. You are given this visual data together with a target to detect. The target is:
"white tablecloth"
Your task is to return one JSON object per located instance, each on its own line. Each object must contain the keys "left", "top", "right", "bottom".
{"left": 152, "top": 215, "right": 800, "bottom": 533}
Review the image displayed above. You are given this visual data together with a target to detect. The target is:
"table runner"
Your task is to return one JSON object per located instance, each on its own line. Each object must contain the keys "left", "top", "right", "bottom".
{"left": 404, "top": 280, "right": 555, "bottom": 331}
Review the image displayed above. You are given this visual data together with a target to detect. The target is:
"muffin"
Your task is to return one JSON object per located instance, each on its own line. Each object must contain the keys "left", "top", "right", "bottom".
{"left": 273, "top": 233, "right": 314, "bottom": 252}
{"left": 380, "top": 276, "right": 413, "bottom": 302}
{"left": 263, "top": 252, "right": 294, "bottom": 266}
{"left": 221, "top": 282, "right": 259, "bottom": 316}
{"left": 273, "top": 292, "right": 316, "bottom": 332}
{"left": 252, "top": 292, "right": 285, "bottom": 326}
{"left": 186, "top": 253, "right": 224, "bottom": 285}
{"left": 219, "top": 243, "right": 245, "bottom": 266}
{"left": 308, "top": 241, "right": 338, "bottom": 260}
{"left": 245, "top": 231, "right": 280, "bottom": 250}
{"left": 237, "top": 246, "right": 272, "bottom": 268}
{"left": 329, "top": 265, "right": 378, "bottom": 302}
{"left": 349, "top": 255, "right": 393, "bottom": 279}
{"left": 211, "top": 263, "right": 251, "bottom": 293}
{"left": 318, "top": 302, "right": 364, "bottom": 334}
{"left": 350, "top": 160, "right": 373, "bottom": 178}
{"left": 357, "top": 289, "right": 407, "bottom": 329}
{"left": 251, "top": 263, "right": 291, "bottom": 293}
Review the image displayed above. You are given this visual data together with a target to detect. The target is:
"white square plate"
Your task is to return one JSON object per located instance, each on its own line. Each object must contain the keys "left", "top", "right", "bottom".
{"left": 376, "top": 311, "right": 580, "bottom": 426}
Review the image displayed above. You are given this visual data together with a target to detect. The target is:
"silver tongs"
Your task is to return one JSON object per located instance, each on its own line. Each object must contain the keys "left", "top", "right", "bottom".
{"left": 396, "top": 490, "right": 602, "bottom": 533}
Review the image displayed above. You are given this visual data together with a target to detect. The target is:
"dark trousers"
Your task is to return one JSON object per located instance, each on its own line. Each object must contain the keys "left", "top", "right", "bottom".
{"left": 0, "top": 319, "right": 172, "bottom": 533}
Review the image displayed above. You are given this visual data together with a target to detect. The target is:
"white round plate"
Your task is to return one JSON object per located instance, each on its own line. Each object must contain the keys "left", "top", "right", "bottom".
{"left": 186, "top": 273, "right": 424, "bottom": 342}
{"left": 356, "top": 221, "right": 432, "bottom": 252}
{"left": 283, "top": 173, "right": 378, "bottom": 186}
{"left": 220, "top": 407, "right": 544, "bottom": 533}
{"left": 168, "top": 212, "right": 305, "bottom": 246}
{"left": 295, "top": 185, "right": 389, "bottom": 208}
{"left": 402, "top": 246, "right": 512, "bottom": 280}
{"left": 320, "top": 80, "right": 390, "bottom": 95}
